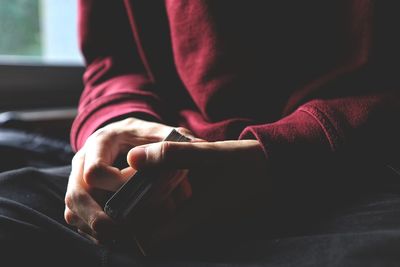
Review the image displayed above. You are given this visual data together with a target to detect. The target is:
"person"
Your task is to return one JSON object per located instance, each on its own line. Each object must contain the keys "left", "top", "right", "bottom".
{"left": 1, "top": 0, "right": 400, "bottom": 266}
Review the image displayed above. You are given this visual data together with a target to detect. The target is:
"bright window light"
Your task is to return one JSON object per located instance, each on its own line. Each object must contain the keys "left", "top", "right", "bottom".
{"left": 0, "top": 0, "right": 83, "bottom": 65}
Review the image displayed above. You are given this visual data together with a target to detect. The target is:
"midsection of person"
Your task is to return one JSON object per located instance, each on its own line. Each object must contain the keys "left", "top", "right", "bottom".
{"left": 161, "top": 1, "right": 355, "bottom": 126}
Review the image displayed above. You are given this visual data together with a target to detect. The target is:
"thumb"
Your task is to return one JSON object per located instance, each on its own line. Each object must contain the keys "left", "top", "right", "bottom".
{"left": 127, "top": 140, "right": 264, "bottom": 171}
{"left": 127, "top": 141, "right": 212, "bottom": 171}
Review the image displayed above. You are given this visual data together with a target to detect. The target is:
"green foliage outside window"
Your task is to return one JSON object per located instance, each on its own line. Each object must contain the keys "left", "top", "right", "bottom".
{"left": 0, "top": 0, "right": 41, "bottom": 56}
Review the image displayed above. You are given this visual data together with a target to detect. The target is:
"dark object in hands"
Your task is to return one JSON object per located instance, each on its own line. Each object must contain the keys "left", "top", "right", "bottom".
{"left": 104, "top": 129, "right": 191, "bottom": 221}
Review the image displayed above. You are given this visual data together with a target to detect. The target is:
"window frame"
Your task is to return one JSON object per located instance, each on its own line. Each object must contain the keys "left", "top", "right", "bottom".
{"left": 0, "top": 62, "right": 84, "bottom": 111}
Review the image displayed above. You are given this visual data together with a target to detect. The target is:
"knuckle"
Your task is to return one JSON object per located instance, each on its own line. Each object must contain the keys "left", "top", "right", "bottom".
{"left": 83, "top": 161, "right": 107, "bottom": 185}
{"left": 69, "top": 190, "right": 89, "bottom": 207}
{"left": 92, "top": 127, "right": 108, "bottom": 138}
{"left": 160, "top": 141, "right": 172, "bottom": 162}
{"left": 121, "top": 117, "right": 136, "bottom": 126}
{"left": 71, "top": 156, "right": 79, "bottom": 166}
{"left": 64, "top": 209, "right": 77, "bottom": 225}
{"left": 71, "top": 151, "right": 84, "bottom": 166}
{"left": 89, "top": 128, "right": 115, "bottom": 144}
{"left": 89, "top": 216, "right": 100, "bottom": 232}
{"left": 64, "top": 194, "right": 74, "bottom": 210}
{"left": 89, "top": 212, "right": 106, "bottom": 232}
{"left": 159, "top": 141, "right": 178, "bottom": 166}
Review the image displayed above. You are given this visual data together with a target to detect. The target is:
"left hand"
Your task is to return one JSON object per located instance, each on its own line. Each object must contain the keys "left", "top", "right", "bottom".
{"left": 63, "top": 118, "right": 198, "bottom": 243}
{"left": 125, "top": 139, "right": 268, "bottom": 253}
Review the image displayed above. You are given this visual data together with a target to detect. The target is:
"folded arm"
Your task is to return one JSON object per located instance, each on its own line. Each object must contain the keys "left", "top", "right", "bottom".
{"left": 240, "top": 90, "right": 400, "bottom": 168}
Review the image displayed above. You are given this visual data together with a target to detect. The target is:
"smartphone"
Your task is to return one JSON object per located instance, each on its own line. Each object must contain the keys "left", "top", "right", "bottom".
{"left": 104, "top": 129, "right": 191, "bottom": 221}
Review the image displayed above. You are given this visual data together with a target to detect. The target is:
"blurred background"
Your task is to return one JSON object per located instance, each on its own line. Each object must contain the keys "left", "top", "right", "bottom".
{"left": 0, "top": 0, "right": 82, "bottom": 64}
{"left": 0, "top": 0, "right": 84, "bottom": 170}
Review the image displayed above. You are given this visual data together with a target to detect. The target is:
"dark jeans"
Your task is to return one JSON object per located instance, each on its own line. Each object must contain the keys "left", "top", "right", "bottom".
{"left": 1, "top": 165, "right": 400, "bottom": 266}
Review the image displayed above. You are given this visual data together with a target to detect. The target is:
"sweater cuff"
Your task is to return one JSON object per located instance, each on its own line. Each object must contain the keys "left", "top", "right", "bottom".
{"left": 239, "top": 105, "right": 339, "bottom": 165}
{"left": 70, "top": 96, "right": 162, "bottom": 152}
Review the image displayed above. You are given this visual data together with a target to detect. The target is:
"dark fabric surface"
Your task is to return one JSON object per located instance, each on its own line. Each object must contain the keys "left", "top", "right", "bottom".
{"left": 0, "top": 128, "right": 73, "bottom": 172}
{"left": 1, "top": 166, "right": 400, "bottom": 266}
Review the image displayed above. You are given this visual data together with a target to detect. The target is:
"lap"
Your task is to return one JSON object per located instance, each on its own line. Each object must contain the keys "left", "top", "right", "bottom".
{"left": 226, "top": 192, "right": 400, "bottom": 266}
{"left": 0, "top": 166, "right": 110, "bottom": 267}
{"left": 1, "top": 166, "right": 400, "bottom": 266}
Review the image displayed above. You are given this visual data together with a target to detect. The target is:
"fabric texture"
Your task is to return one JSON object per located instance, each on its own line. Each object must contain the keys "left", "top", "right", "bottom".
{"left": 1, "top": 166, "right": 400, "bottom": 266}
{"left": 27, "top": 0, "right": 400, "bottom": 265}
{"left": 72, "top": 0, "right": 400, "bottom": 174}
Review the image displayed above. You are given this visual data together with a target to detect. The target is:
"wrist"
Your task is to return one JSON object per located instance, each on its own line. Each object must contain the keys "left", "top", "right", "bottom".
{"left": 237, "top": 139, "right": 267, "bottom": 166}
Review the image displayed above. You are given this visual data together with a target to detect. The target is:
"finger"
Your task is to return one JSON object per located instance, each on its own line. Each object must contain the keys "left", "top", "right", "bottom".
{"left": 120, "top": 166, "right": 136, "bottom": 180}
{"left": 67, "top": 151, "right": 120, "bottom": 242}
{"left": 67, "top": 150, "right": 86, "bottom": 191}
{"left": 83, "top": 132, "right": 131, "bottom": 191}
{"left": 127, "top": 140, "right": 262, "bottom": 170}
{"left": 67, "top": 189, "right": 116, "bottom": 232}
{"left": 65, "top": 189, "right": 114, "bottom": 234}
{"left": 65, "top": 207, "right": 101, "bottom": 241}
{"left": 77, "top": 221, "right": 120, "bottom": 245}
{"left": 74, "top": 214, "right": 119, "bottom": 244}
{"left": 66, "top": 156, "right": 117, "bottom": 233}
{"left": 64, "top": 207, "right": 86, "bottom": 228}
{"left": 67, "top": 150, "right": 99, "bottom": 201}
{"left": 82, "top": 125, "right": 182, "bottom": 190}
{"left": 116, "top": 117, "right": 175, "bottom": 144}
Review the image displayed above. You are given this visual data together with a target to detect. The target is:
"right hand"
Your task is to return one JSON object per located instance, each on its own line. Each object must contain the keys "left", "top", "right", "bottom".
{"left": 63, "top": 117, "right": 196, "bottom": 242}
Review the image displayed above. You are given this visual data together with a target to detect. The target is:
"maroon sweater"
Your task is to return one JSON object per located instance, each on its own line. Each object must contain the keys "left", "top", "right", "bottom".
{"left": 72, "top": 0, "right": 400, "bottom": 167}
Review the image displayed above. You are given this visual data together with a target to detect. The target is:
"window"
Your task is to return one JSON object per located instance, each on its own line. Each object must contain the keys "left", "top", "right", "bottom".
{"left": 0, "top": 0, "right": 84, "bottom": 111}
{"left": 0, "top": 0, "right": 83, "bottom": 64}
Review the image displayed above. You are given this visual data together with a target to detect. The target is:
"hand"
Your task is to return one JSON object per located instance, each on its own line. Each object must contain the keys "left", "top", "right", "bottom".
{"left": 64, "top": 117, "right": 196, "bottom": 242}
{"left": 125, "top": 139, "right": 268, "bottom": 253}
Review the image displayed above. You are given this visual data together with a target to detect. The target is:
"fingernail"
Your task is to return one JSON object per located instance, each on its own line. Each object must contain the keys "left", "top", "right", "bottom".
{"left": 129, "top": 146, "right": 147, "bottom": 169}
